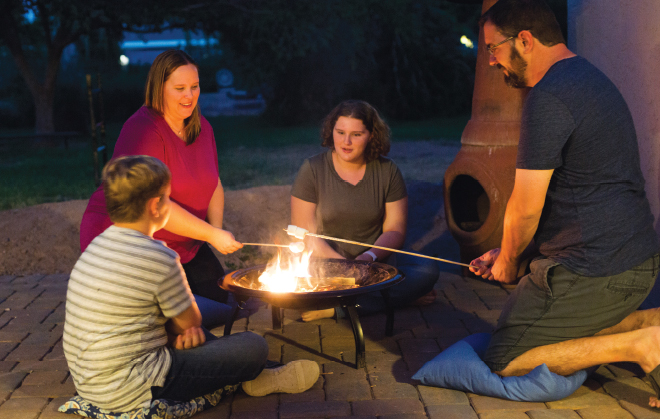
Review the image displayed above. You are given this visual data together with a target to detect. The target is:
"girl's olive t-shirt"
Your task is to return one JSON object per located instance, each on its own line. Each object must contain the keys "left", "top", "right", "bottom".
{"left": 291, "top": 150, "right": 407, "bottom": 258}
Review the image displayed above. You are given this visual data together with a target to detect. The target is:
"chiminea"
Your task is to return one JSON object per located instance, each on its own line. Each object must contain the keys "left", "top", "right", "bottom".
{"left": 444, "top": 0, "right": 529, "bottom": 266}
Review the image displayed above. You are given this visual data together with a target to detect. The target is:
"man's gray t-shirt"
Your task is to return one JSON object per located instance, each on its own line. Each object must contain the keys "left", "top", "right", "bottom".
{"left": 517, "top": 56, "right": 658, "bottom": 276}
{"left": 291, "top": 150, "right": 407, "bottom": 258}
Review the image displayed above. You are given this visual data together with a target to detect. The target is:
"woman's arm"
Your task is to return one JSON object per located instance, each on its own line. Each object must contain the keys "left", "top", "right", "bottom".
{"left": 355, "top": 197, "right": 407, "bottom": 262}
{"left": 291, "top": 196, "right": 344, "bottom": 259}
{"left": 165, "top": 200, "right": 242, "bottom": 254}
{"left": 207, "top": 178, "right": 224, "bottom": 229}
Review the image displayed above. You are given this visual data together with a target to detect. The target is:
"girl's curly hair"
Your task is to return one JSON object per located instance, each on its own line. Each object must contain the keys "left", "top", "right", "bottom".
{"left": 320, "top": 100, "right": 390, "bottom": 162}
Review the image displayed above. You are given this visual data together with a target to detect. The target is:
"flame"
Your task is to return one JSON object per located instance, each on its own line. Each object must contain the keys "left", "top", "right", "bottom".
{"left": 258, "top": 249, "right": 314, "bottom": 293}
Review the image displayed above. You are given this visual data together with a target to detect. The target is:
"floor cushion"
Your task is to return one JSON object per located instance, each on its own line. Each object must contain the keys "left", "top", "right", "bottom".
{"left": 412, "top": 333, "right": 590, "bottom": 402}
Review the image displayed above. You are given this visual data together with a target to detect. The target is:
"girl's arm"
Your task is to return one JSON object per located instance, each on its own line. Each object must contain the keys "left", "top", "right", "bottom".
{"left": 291, "top": 196, "right": 344, "bottom": 259}
{"left": 355, "top": 197, "right": 407, "bottom": 262}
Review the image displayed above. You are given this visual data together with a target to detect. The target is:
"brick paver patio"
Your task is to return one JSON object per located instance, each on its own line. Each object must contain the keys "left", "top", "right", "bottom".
{"left": 2, "top": 182, "right": 660, "bottom": 418}
{"left": 2, "top": 268, "right": 660, "bottom": 419}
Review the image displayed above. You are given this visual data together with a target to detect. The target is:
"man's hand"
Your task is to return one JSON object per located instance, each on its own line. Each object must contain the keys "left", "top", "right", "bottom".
{"left": 470, "top": 248, "right": 501, "bottom": 279}
{"left": 172, "top": 326, "right": 206, "bottom": 350}
{"left": 208, "top": 228, "right": 243, "bottom": 254}
{"left": 470, "top": 248, "right": 520, "bottom": 284}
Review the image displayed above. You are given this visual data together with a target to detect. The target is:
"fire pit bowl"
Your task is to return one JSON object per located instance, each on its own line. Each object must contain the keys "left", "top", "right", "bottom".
{"left": 220, "top": 258, "right": 405, "bottom": 368}
{"left": 221, "top": 258, "right": 403, "bottom": 310}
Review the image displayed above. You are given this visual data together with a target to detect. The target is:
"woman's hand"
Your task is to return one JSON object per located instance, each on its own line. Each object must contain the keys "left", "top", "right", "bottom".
{"left": 208, "top": 228, "right": 243, "bottom": 254}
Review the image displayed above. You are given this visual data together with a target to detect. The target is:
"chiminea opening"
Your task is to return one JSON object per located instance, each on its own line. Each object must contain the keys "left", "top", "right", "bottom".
{"left": 449, "top": 175, "right": 490, "bottom": 232}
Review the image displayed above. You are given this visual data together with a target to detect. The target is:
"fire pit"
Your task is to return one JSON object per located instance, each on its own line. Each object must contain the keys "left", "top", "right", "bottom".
{"left": 220, "top": 258, "right": 404, "bottom": 368}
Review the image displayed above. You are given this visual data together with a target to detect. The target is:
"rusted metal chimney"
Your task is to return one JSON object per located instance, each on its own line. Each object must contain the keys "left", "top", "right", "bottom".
{"left": 444, "top": 0, "right": 529, "bottom": 265}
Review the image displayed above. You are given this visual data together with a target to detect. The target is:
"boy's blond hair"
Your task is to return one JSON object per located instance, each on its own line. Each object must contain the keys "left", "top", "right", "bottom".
{"left": 103, "top": 156, "right": 171, "bottom": 223}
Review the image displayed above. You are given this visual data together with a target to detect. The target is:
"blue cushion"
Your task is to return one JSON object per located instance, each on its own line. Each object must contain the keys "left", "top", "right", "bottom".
{"left": 412, "top": 333, "right": 589, "bottom": 402}
{"left": 58, "top": 384, "right": 238, "bottom": 419}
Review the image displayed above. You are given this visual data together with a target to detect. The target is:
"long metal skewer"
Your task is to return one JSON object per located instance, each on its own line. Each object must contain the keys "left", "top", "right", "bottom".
{"left": 242, "top": 243, "right": 290, "bottom": 248}
{"left": 285, "top": 230, "right": 477, "bottom": 269}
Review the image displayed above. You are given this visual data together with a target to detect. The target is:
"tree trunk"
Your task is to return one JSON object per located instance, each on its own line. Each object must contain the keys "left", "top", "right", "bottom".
{"left": 33, "top": 44, "right": 63, "bottom": 136}
{"left": 0, "top": 6, "right": 68, "bottom": 136}
{"left": 34, "top": 89, "right": 56, "bottom": 134}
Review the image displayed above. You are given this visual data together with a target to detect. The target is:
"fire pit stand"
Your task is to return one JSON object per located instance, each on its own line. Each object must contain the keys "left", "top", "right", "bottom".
{"left": 220, "top": 259, "right": 404, "bottom": 369}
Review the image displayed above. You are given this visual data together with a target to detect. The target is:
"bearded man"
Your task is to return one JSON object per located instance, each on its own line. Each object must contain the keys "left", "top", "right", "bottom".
{"left": 469, "top": 0, "right": 660, "bottom": 407}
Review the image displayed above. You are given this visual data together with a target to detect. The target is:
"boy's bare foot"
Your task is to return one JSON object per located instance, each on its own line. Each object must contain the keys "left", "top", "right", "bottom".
{"left": 412, "top": 289, "right": 437, "bottom": 306}
{"left": 301, "top": 308, "right": 335, "bottom": 322}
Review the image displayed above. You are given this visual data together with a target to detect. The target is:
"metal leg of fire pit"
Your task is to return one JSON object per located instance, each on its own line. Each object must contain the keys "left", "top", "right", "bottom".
{"left": 272, "top": 305, "right": 283, "bottom": 331}
{"left": 344, "top": 305, "right": 366, "bottom": 369}
{"left": 380, "top": 288, "right": 395, "bottom": 337}
{"left": 224, "top": 295, "right": 249, "bottom": 336}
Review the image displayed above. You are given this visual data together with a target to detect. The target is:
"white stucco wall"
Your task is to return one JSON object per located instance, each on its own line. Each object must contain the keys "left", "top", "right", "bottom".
{"left": 568, "top": 0, "right": 660, "bottom": 236}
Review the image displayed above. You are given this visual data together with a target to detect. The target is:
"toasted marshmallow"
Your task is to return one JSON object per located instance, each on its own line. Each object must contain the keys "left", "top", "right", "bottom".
{"left": 286, "top": 225, "right": 308, "bottom": 240}
{"left": 288, "top": 242, "right": 305, "bottom": 253}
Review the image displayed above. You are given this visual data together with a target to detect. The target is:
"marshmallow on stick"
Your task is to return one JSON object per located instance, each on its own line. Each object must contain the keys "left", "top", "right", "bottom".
{"left": 289, "top": 241, "right": 305, "bottom": 253}
{"left": 284, "top": 225, "right": 477, "bottom": 269}
{"left": 286, "top": 225, "right": 309, "bottom": 240}
{"left": 242, "top": 241, "right": 306, "bottom": 253}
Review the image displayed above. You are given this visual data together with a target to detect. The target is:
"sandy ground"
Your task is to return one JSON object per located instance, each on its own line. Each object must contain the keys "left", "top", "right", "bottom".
{"left": 0, "top": 141, "right": 459, "bottom": 276}
{"left": 0, "top": 186, "right": 295, "bottom": 276}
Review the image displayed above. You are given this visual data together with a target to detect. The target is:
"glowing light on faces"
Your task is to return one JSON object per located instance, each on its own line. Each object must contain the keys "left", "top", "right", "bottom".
{"left": 501, "top": 47, "right": 528, "bottom": 88}
{"left": 163, "top": 64, "right": 200, "bottom": 125}
{"left": 482, "top": 21, "right": 528, "bottom": 89}
{"left": 155, "top": 184, "right": 172, "bottom": 230}
{"left": 333, "top": 116, "right": 371, "bottom": 165}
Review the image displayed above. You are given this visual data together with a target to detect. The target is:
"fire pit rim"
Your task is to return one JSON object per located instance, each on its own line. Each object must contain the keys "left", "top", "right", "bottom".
{"left": 220, "top": 258, "right": 404, "bottom": 308}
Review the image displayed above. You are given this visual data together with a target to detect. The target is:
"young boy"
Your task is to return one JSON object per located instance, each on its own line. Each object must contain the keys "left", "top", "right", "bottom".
{"left": 63, "top": 155, "right": 319, "bottom": 412}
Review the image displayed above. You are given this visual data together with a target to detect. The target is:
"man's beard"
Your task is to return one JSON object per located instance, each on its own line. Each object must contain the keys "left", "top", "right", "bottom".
{"left": 499, "top": 47, "right": 528, "bottom": 88}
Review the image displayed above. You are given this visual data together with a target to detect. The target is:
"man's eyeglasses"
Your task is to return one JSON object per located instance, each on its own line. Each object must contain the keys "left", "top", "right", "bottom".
{"left": 487, "top": 36, "right": 516, "bottom": 55}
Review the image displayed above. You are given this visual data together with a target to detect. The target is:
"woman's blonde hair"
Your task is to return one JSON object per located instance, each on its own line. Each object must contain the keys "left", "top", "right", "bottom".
{"left": 145, "top": 50, "right": 201, "bottom": 144}
{"left": 103, "top": 155, "right": 171, "bottom": 223}
{"left": 320, "top": 100, "right": 390, "bottom": 162}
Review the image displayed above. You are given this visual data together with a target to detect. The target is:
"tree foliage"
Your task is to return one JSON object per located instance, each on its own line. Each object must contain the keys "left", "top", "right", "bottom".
{"left": 0, "top": 0, "right": 171, "bottom": 133}
{"left": 190, "top": 0, "right": 480, "bottom": 124}
{"left": 0, "top": 0, "right": 481, "bottom": 131}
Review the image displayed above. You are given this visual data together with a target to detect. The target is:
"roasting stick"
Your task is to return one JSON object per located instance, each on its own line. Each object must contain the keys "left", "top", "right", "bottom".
{"left": 242, "top": 242, "right": 306, "bottom": 253}
{"left": 242, "top": 243, "right": 289, "bottom": 248}
{"left": 285, "top": 226, "right": 478, "bottom": 269}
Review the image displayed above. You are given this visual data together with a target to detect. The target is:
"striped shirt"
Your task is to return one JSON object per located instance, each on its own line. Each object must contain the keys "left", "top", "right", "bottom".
{"left": 63, "top": 225, "right": 194, "bottom": 411}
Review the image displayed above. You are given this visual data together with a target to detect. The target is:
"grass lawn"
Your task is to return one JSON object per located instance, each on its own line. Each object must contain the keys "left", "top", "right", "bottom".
{"left": 0, "top": 116, "right": 466, "bottom": 210}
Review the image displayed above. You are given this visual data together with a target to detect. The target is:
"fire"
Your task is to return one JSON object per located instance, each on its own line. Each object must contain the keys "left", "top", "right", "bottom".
{"left": 258, "top": 249, "right": 314, "bottom": 293}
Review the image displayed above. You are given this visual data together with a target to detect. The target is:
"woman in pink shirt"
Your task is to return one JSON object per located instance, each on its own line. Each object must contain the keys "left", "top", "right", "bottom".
{"left": 80, "top": 50, "right": 242, "bottom": 326}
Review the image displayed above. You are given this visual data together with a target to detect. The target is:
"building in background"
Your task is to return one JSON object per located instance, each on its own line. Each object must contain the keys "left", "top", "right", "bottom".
{"left": 118, "top": 29, "right": 265, "bottom": 116}
{"left": 119, "top": 29, "right": 219, "bottom": 65}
